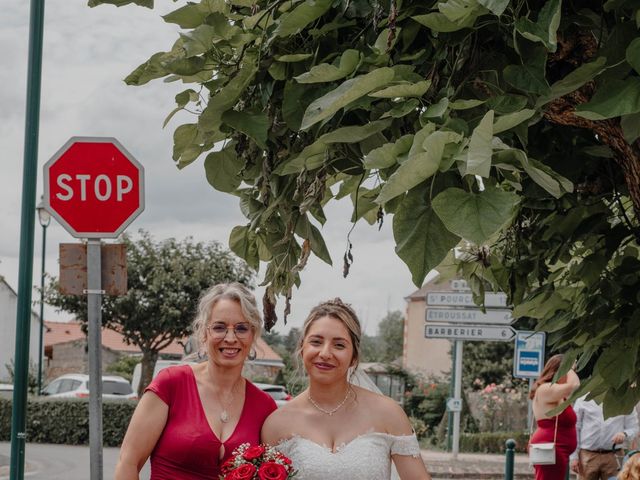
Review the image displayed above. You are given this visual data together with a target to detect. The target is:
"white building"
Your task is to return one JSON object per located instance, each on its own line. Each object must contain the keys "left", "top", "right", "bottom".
{"left": 0, "top": 277, "right": 41, "bottom": 382}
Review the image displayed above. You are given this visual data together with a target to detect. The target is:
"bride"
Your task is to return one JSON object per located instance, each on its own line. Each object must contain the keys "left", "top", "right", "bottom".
{"left": 261, "top": 299, "right": 431, "bottom": 480}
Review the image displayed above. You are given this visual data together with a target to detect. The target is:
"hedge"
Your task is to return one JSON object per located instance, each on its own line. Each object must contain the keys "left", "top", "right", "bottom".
{"left": 460, "top": 431, "right": 530, "bottom": 454}
{"left": 0, "top": 397, "right": 136, "bottom": 447}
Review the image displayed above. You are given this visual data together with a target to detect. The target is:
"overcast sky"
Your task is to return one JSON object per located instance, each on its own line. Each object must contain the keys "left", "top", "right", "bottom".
{"left": 1, "top": 1, "right": 423, "bottom": 336}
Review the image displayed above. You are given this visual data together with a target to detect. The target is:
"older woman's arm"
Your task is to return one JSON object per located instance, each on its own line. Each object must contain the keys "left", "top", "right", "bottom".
{"left": 114, "top": 392, "right": 168, "bottom": 480}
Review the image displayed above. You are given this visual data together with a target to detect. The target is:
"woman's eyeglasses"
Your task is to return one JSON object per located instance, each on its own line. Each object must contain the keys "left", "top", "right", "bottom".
{"left": 207, "top": 323, "right": 253, "bottom": 339}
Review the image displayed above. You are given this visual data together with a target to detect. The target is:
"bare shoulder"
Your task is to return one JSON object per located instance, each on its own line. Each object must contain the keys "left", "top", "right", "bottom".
{"left": 261, "top": 397, "right": 306, "bottom": 445}
{"left": 352, "top": 386, "right": 412, "bottom": 435}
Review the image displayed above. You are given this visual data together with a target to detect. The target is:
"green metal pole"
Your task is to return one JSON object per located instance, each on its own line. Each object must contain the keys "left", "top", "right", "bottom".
{"left": 10, "top": 0, "right": 46, "bottom": 476}
{"left": 447, "top": 341, "right": 456, "bottom": 451}
{"left": 504, "top": 438, "right": 516, "bottom": 480}
{"left": 36, "top": 223, "right": 47, "bottom": 394}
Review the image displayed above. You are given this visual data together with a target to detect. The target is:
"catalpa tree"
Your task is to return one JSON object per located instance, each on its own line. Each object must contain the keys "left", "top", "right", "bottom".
{"left": 92, "top": 0, "right": 640, "bottom": 414}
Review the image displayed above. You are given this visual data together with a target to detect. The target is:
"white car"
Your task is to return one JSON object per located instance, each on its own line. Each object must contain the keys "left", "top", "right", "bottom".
{"left": 254, "top": 383, "right": 291, "bottom": 407}
{"left": 42, "top": 373, "right": 137, "bottom": 400}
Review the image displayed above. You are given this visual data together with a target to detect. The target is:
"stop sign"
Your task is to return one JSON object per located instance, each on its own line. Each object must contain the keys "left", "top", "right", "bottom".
{"left": 44, "top": 137, "right": 145, "bottom": 238}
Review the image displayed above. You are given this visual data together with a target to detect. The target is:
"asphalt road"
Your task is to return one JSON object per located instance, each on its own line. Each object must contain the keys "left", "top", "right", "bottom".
{"left": 0, "top": 442, "right": 150, "bottom": 480}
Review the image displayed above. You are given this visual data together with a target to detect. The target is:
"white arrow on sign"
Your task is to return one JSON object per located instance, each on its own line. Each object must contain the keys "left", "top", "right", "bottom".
{"left": 424, "top": 323, "right": 516, "bottom": 341}
{"left": 426, "top": 291, "right": 508, "bottom": 308}
{"left": 425, "top": 307, "right": 514, "bottom": 325}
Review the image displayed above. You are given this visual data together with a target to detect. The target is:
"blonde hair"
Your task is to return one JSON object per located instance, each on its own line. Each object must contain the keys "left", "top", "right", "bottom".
{"left": 296, "top": 298, "right": 362, "bottom": 370}
{"left": 191, "top": 282, "right": 261, "bottom": 354}
{"left": 619, "top": 452, "right": 640, "bottom": 480}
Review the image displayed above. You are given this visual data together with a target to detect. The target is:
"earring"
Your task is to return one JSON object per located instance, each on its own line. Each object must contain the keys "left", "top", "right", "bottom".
{"left": 248, "top": 348, "right": 257, "bottom": 361}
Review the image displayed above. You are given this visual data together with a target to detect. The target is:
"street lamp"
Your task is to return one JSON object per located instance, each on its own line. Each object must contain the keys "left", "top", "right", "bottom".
{"left": 36, "top": 200, "right": 50, "bottom": 394}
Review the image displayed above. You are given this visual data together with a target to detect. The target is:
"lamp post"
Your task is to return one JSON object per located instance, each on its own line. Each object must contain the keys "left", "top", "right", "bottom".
{"left": 35, "top": 201, "right": 50, "bottom": 394}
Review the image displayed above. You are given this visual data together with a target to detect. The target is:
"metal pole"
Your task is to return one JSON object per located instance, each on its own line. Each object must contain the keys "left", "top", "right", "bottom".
{"left": 527, "top": 378, "right": 534, "bottom": 432}
{"left": 504, "top": 438, "right": 516, "bottom": 480}
{"left": 37, "top": 224, "right": 47, "bottom": 394}
{"left": 87, "top": 239, "right": 103, "bottom": 480}
{"left": 10, "top": 0, "right": 46, "bottom": 476}
{"left": 447, "top": 340, "right": 456, "bottom": 451}
{"left": 452, "top": 340, "right": 463, "bottom": 459}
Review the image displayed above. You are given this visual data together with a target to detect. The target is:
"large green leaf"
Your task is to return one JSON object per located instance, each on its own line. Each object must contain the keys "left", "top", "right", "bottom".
{"left": 369, "top": 81, "right": 431, "bottom": 98}
{"left": 275, "top": 0, "right": 333, "bottom": 37}
{"left": 300, "top": 68, "right": 395, "bottom": 130}
{"left": 294, "top": 50, "right": 360, "bottom": 84}
{"left": 204, "top": 146, "right": 243, "bottom": 193}
{"left": 515, "top": 0, "right": 562, "bottom": 52}
{"left": 594, "top": 340, "right": 638, "bottom": 390}
{"left": 125, "top": 52, "right": 169, "bottom": 86}
{"left": 432, "top": 186, "right": 519, "bottom": 244}
{"left": 575, "top": 78, "right": 640, "bottom": 120}
{"left": 465, "top": 110, "right": 494, "bottom": 177}
{"left": 221, "top": 110, "right": 269, "bottom": 149}
{"left": 364, "top": 134, "right": 414, "bottom": 169}
{"left": 626, "top": 38, "right": 640, "bottom": 75}
{"left": 411, "top": 12, "right": 476, "bottom": 32}
{"left": 294, "top": 215, "right": 332, "bottom": 265}
{"left": 199, "top": 52, "right": 258, "bottom": 133}
{"left": 503, "top": 46, "right": 550, "bottom": 95}
{"left": 229, "top": 225, "right": 259, "bottom": 269}
{"left": 477, "top": 0, "right": 509, "bottom": 15}
{"left": 537, "top": 57, "right": 607, "bottom": 107}
{"left": 393, "top": 187, "right": 461, "bottom": 286}
{"left": 493, "top": 109, "right": 535, "bottom": 134}
{"left": 376, "top": 130, "right": 461, "bottom": 204}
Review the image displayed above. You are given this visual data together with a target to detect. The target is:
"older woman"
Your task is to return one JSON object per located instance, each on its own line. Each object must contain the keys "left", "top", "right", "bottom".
{"left": 529, "top": 354, "right": 580, "bottom": 480}
{"left": 115, "top": 283, "right": 276, "bottom": 480}
{"left": 261, "top": 298, "right": 431, "bottom": 480}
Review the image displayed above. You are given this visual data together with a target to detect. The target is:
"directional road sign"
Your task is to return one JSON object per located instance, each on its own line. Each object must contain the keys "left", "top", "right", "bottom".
{"left": 514, "top": 331, "right": 546, "bottom": 378}
{"left": 425, "top": 307, "right": 514, "bottom": 325}
{"left": 426, "top": 292, "right": 508, "bottom": 308}
{"left": 425, "top": 323, "right": 516, "bottom": 341}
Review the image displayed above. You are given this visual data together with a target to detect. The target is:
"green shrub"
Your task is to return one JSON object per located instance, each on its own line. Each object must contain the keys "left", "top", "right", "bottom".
{"left": 460, "top": 431, "right": 529, "bottom": 453}
{"left": 0, "top": 397, "right": 136, "bottom": 447}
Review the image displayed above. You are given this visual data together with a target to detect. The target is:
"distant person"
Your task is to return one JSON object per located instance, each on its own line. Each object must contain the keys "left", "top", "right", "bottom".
{"left": 570, "top": 395, "right": 639, "bottom": 480}
{"left": 529, "top": 354, "right": 580, "bottom": 480}
{"left": 618, "top": 452, "right": 640, "bottom": 480}
{"left": 114, "top": 282, "right": 277, "bottom": 480}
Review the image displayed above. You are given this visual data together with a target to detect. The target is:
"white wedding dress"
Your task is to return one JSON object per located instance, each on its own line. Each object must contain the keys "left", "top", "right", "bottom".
{"left": 276, "top": 431, "right": 421, "bottom": 480}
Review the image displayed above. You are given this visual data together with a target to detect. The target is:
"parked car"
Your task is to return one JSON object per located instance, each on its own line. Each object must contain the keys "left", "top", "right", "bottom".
{"left": 0, "top": 383, "right": 13, "bottom": 399}
{"left": 42, "top": 373, "right": 137, "bottom": 400}
{"left": 254, "top": 383, "right": 291, "bottom": 407}
{"left": 130, "top": 359, "right": 195, "bottom": 395}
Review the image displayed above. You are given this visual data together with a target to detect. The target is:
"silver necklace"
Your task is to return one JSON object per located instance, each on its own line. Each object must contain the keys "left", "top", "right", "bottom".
{"left": 308, "top": 388, "right": 352, "bottom": 416}
{"left": 216, "top": 379, "right": 241, "bottom": 423}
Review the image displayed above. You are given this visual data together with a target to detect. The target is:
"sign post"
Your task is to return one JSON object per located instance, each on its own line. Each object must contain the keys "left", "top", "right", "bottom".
{"left": 425, "top": 282, "right": 514, "bottom": 459}
{"left": 513, "top": 331, "right": 546, "bottom": 432}
{"left": 43, "top": 137, "right": 144, "bottom": 480}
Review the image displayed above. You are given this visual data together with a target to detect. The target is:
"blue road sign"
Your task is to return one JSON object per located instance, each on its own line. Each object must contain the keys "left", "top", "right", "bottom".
{"left": 514, "top": 331, "right": 546, "bottom": 378}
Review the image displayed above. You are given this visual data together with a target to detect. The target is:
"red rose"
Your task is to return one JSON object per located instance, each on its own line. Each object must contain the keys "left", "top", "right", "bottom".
{"left": 258, "top": 461, "right": 288, "bottom": 480}
{"left": 221, "top": 457, "right": 236, "bottom": 475}
{"left": 228, "top": 463, "right": 257, "bottom": 480}
{"left": 242, "top": 445, "right": 266, "bottom": 461}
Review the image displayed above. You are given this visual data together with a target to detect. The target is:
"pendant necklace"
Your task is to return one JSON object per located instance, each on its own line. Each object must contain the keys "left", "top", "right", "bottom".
{"left": 308, "top": 388, "right": 352, "bottom": 416}
{"left": 216, "top": 379, "right": 241, "bottom": 423}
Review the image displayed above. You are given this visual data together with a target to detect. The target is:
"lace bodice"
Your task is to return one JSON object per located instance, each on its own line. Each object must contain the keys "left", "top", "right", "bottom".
{"left": 276, "top": 432, "right": 421, "bottom": 480}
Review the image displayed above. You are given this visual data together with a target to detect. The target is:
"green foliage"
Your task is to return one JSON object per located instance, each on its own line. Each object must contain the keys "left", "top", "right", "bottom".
{"left": 106, "top": 355, "right": 141, "bottom": 381}
{"left": 5, "top": 358, "right": 38, "bottom": 394}
{"left": 460, "top": 431, "right": 529, "bottom": 454}
{"left": 93, "top": 0, "right": 640, "bottom": 413}
{"left": 45, "top": 230, "right": 253, "bottom": 393}
{"left": 0, "top": 397, "right": 135, "bottom": 446}
{"left": 376, "top": 310, "right": 404, "bottom": 362}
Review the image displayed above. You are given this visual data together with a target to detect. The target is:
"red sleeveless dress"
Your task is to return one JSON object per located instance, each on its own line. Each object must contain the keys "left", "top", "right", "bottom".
{"left": 144, "top": 364, "right": 277, "bottom": 479}
{"left": 530, "top": 405, "right": 577, "bottom": 480}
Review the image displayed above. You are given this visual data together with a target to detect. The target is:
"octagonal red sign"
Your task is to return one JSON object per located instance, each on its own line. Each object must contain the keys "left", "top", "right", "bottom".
{"left": 43, "top": 137, "right": 145, "bottom": 238}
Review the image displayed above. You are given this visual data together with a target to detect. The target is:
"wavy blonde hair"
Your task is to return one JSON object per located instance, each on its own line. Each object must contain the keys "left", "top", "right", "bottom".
{"left": 191, "top": 282, "right": 261, "bottom": 355}
{"left": 619, "top": 452, "right": 640, "bottom": 480}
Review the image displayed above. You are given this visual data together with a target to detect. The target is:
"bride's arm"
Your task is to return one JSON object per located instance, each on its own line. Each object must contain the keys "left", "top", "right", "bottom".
{"left": 380, "top": 397, "right": 432, "bottom": 480}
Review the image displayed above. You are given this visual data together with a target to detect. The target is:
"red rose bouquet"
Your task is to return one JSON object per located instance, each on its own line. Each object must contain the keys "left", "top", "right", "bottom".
{"left": 220, "top": 443, "right": 296, "bottom": 480}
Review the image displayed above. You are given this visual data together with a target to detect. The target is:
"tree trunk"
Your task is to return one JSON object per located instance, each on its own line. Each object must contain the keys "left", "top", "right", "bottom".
{"left": 138, "top": 349, "right": 159, "bottom": 398}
